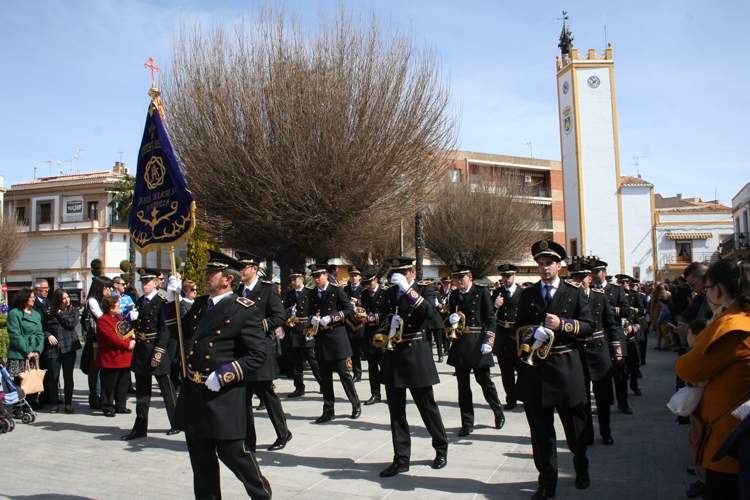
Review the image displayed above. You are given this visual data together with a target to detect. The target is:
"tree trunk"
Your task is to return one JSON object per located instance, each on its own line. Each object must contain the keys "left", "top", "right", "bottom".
{"left": 415, "top": 211, "right": 424, "bottom": 280}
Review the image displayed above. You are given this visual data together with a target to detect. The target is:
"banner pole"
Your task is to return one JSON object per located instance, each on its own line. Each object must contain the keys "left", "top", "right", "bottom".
{"left": 170, "top": 246, "right": 187, "bottom": 379}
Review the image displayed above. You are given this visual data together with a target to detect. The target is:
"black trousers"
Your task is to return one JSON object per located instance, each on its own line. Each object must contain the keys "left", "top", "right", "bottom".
{"left": 319, "top": 358, "right": 359, "bottom": 414}
{"left": 366, "top": 352, "right": 384, "bottom": 397}
{"left": 431, "top": 329, "right": 445, "bottom": 358}
{"left": 385, "top": 385, "right": 448, "bottom": 466}
{"left": 245, "top": 380, "right": 288, "bottom": 448}
{"left": 291, "top": 346, "right": 321, "bottom": 391}
{"left": 497, "top": 354, "right": 522, "bottom": 404}
{"left": 348, "top": 333, "right": 363, "bottom": 379}
{"left": 167, "top": 338, "right": 183, "bottom": 386}
{"left": 456, "top": 366, "right": 504, "bottom": 428}
{"left": 185, "top": 432, "right": 272, "bottom": 500}
{"left": 638, "top": 335, "right": 648, "bottom": 364}
{"left": 134, "top": 373, "right": 177, "bottom": 432}
{"left": 584, "top": 377, "right": 613, "bottom": 441}
{"left": 100, "top": 367, "right": 130, "bottom": 413}
{"left": 524, "top": 403, "right": 588, "bottom": 492}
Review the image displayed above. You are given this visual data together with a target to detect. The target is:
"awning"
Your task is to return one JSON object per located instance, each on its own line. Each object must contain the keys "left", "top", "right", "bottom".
{"left": 666, "top": 232, "right": 713, "bottom": 240}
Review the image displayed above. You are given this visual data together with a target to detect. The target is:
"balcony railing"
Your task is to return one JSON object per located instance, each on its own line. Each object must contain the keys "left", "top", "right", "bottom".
{"left": 468, "top": 184, "right": 551, "bottom": 198}
{"left": 661, "top": 252, "right": 721, "bottom": 266}
{"left": 536, "top": 218, "right": 553, "bottom": 230}
{"left": 109, "top": 214, "right": 129, "bottom": 227}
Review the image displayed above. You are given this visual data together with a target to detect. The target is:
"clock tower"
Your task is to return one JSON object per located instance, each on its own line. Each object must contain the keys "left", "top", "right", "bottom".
{"left": 556, "top": 16, "right": 625, "bottom": 271}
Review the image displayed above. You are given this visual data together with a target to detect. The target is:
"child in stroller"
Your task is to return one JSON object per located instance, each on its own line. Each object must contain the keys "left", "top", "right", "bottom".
{"left": 1, "top": 359, "right": 35, "bottom": 432}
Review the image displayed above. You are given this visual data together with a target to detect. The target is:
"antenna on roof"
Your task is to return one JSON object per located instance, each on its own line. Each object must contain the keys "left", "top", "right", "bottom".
{"left": 524, "top": 142, "right": 533, "bottom": 158}
{"left": 629, "top": 155, "right": 651, "bottom": 178}
{"left": 44, "top": 159, "right": 52, "bottom": 177}
{"left": 604, "top": 14, "right": 607, "bottom": 48}
{"left": 55, "top": 161, "right": 63, "bottom": 175}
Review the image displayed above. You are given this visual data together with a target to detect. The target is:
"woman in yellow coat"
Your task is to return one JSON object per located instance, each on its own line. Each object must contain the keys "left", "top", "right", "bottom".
{"left": 676, "top": 258, "right": 750, "bottom": 500}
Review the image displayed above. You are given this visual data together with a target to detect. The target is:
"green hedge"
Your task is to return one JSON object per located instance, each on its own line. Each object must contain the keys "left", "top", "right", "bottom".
{"left": 0, "top": 314, "right": 7, "bottom": 362}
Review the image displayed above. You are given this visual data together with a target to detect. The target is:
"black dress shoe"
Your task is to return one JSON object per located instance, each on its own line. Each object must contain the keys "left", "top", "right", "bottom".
{"left": 115, "top": 408, "right": 132, "bottom": 414}
{"left": 268, "top": 431, "right": 292, "bottom": 451}
{"left": 364, "top": 395, "right": 381, "bottom": 405}
{"left": 530, "top": 487, "right": 555, "bottom": 500}
{"left": 166, "top": 428, "right": 181, "bottom": 436}
{"left": 575, "top": 476, "right": 590, "bottom": 489}
{"left": 495, "top": 413, "right": 506, "bottom": 430}
{"left": 686, "top": 480, "right": 706, "bottom": 498}
{"left": 632, "top": 388, "right": 642, "bottom": 396}
{"left": 379, "top": 462, "right": 409, "bottom": 477}
{"left": 103, "top": 411, "right": 116, "bottom": 418}
{"left": 354, "top": 376, "right": 362, "bottom": 383}
{"left": 437, "top": 355, "right": 443, "bottom": 363}
{"left": 351, "top": 405, "right": 362, "bottom": 419}
{"left": 257, "top": 402, "right": 266, "bottom": 411}
{"left": 617, "top": 405, "right": 633, "bottom": 415}
{"left": 602, "top": 435, "right": 614, "bottom": 445}
{"left": 503, "top": 402, "right": 517, "bottom": 410}
{"left": 432, "top": 454, "right": 447, "bottom": 469}
{"left": 287, "top": 388, "right": 305, "bottom": 398}
{"left": 458, "top": 426, "right": 474, "bottom": 437}
{"left": 686, "top": 466, "right": 696, "bottom": 476}
{"left": 315, "top": 413, "right": 334, "bottom": 424}
{"left": 121, "top": 430, "right": 147, "bottom": 440}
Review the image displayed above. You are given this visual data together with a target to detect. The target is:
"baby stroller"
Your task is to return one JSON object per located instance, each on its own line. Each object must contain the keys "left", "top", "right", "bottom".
{"left": 1, "top": 361, "right": 35, "bottom": 432}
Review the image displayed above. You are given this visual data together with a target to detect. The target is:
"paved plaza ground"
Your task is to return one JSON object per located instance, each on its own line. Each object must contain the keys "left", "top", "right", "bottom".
{"left": 1, "top": 343, "right": 694, "bottom": 500}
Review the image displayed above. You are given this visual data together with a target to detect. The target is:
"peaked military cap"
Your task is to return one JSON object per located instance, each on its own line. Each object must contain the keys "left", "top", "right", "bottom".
{"left": 568, "top": 260, "right": 593, "bottom": 276}
{"left": 615, "top": 274, "right": 633, "bottom": 283}
{"left": 347, "top": 265, "right": 362, "bottom": 275}
{"left": 202, "top": 250, "right": 244, "bottom": 271}
{"left": 360, "top": 270, "right": 378, "bottom": 282}
{"left": 591, "top": 259, "right": 608, "bottom": 270}
{"left": 531, "top": 239, "right": 567, "bottom": 262}
{"left": 289, "top": 268, "right": 306, "bottom": 278}
{"left": 450, "top": 264, "right": 474, "bottom": 277}
{"left": 440, "top": 276, "right": 452, "bottom": 284}
{"left": 388, "top": 256, "right": 415, "bottom": 271}
{"left": 138, "top": 268, "right": 160, "bottom": 281}
{"left": 497, "top": 264, "right": 518, "bottom": 275}
{"left": 234, "top": 251, "right": 263, "bottom": 267}
{"left": 308, "top": 262, "right": 329, "bottom": 275}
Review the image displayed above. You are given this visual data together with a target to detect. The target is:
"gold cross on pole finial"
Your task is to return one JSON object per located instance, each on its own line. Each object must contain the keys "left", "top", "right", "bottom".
{"left": 144, "top": 57, "right": 160, "bottom": 86}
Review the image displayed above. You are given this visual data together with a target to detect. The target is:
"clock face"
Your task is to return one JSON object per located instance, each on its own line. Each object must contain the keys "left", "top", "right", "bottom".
{"left": 562, "top": 81, "right": 569, "bottom": 94}
{"left": 587, "top": 76, "right": 601, "bottom": 88}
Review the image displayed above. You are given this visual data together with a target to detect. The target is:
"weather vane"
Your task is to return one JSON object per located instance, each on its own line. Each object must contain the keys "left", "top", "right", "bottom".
{"left": 144, "top": 57, "right": 160, "bottom": 86}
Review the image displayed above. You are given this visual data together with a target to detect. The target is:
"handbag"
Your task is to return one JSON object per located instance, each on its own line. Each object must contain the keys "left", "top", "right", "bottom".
{"left": 668, "top": 386, "right": 705, "bottom": 416}
{"left": 18, "top": 359, "right": 47, "bottom": 395}
{"left": 689, "top": 387, "right": 750, "bottom": 465}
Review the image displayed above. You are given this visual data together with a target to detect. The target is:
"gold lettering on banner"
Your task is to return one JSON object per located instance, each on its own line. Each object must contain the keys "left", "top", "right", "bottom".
{"left": 144, "top": 157, "right": 166, "bottom": 189}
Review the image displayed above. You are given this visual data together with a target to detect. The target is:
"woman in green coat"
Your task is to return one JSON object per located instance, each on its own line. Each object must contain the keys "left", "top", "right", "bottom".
{"left": 6, "top": 289, "right": 44, "bottom": 382}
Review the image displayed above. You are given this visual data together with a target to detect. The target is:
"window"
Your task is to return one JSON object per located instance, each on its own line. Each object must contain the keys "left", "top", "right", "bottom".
{"left": 37, "top": 202, "right": 52, "bottom": 224}
{"left": 88, "top": 201, "right": 99, "bottom": 221}
{"left": 569, "top": 239, "right": 578, "bottom": 258}
{"left": 448, "top": 169, "right": 461, "bottom": 183}
{"left": 15, "top": 206, "right": 28, "bottom": 225}
{"left": 676, "top": 241, "right": 692, "bottom": 263}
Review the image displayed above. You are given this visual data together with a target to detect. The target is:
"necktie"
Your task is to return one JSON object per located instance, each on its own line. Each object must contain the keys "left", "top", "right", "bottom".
{"left": 244, "top": 287, "right": 252, "bottom": 298}
{"left": 543, "top": 284, "right": 553, "bottom": 304}
{"left": 319, "top": 289, "right": 324, "bottom": 299}
{"left": 459, "top": 292, "right": 466, "bottom": 302}
{"left": 295, "top": 290, "right": 300, "bottom": 298}
{"left": 206, "top": 298, "right": 214, "bottom": 311}
{"left": 144, "top": 297, "right": 150, "bottom": 306}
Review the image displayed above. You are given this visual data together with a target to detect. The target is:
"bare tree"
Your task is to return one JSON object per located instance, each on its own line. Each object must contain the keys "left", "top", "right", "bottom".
{"left": 341, "top": 218, "right": 413, "bottom": 279}
{"left": 162, "top": 5, "right": 458, "bottom": 286}
{"left": 0, "top": 215, "right": 29, "bottom": 277}
{"left": 424, "top": 170, "right": 544, "bottom": 279}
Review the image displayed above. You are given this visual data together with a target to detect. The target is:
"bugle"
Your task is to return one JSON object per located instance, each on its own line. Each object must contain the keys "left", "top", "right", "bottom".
{"left": 303, "top": 313, "right": 320, "bottom": 341}
{"left": 443, "top": 306, "right": 465, "bottom": 340}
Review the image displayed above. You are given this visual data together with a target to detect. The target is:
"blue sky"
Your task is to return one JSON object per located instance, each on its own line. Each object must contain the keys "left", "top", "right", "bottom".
{"left": 1, "top": 0, "right": 747, "bottom": 206}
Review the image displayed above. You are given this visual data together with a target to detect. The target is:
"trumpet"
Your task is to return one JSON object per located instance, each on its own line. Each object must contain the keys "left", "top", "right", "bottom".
{"left": 519, "top": 329, "right": 555, "bottom": 366}
{"left": 443, "top": 307, "right": 465, "bottom": 340}
{"left": 347, "top": 306, "right": 367, "bottom": 331}
{"left": 286, "top": 316, "right": 299, "bottom": 327}
{"left": 373, "top": 307, "right": 402, "bottom": 351}
{"left": 303, "top": 313, "right": 320, "bottom": 341}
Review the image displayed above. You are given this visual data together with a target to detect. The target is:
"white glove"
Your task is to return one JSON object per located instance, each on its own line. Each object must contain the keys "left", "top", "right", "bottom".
{"left": 167, "top": 277, "right": 182, "bottom": 302}
{"left": 320, "top": 315, "right": 332, "bottom": 327}
{"left": 311, "top": 315, "right": 321, "bottom": 326}
{"left": 435, "top": 298, "right": 440, "bottom": 307}
{"left": 206, "top": 372, "right": 221, "bottom": 392}
{"left": 533, "top": 326, "right": 553, "bottom": 342}
{"left": 390, "top": 273, "right": 410, "bottom": 293}
{"left": 481, "top": 343, "right": 493, "bottom": 354}
{"left": 389, "top": 315, "right": 402, "bottom": 330}
{"left": 129, "top": 309, "right": 139, "bottom": 321}
{"left": 449, "top": 313, "right": 462, "bottom": 325}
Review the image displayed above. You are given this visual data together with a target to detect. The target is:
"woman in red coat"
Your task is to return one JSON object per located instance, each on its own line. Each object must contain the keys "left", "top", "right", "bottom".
{"left": 95, "top": 295, "right": 135, "bottom": 417}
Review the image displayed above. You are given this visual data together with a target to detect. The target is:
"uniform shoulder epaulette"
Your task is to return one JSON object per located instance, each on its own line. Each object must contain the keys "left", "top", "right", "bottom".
{"left": 564, "top": 279, "right": 581, "bottom": 288}
{"left": 474, "top": 283, "right": 487, "bottom": 287}
{"left": 591, "top": 288, "right": 605, "bottom": 294}
{"left": 329, "top": 282, "right": 340, "bottom": 287}
{"left": 305, "top": 285, "right": 315, "bottom": 290}
{"left": 236, "top": 297, "right": 254, "bottom": 307}
{"left": 260, "top": 279, "right": 274, "bottom": 285}
{"left": 417, "top": 280, "right": 432, "bottom": 286}
{"left": 611, "top": 283, "right": 621, "bottom": 287}
{"left": 639, "top": 291, "right": 646, "bottom": 296}
{"left": 157, "top": 290, "right": 168, "bottom": 299}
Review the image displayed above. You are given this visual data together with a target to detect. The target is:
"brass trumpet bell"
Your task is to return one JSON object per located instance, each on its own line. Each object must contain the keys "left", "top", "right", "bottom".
{"left": 372, "top": 333, "right": 388, "bottom": 348}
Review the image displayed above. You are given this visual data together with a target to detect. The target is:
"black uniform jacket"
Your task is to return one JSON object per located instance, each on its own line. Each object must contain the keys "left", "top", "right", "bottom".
{"left": 132, "top": 294, "right": 171, "bottom": 376}
{"left": 360, "top": 285, "right": 386, "bottom": 356}
{"left": 168, "top": 294, "right": 268, "bottom": 440}
{"left": 515, "top": 279, "right": 594, "bottom": 408}
{"left": 343, "top": 282, "right": 366, "bottom": 338}
{"left": 581, "top": 288, "right": 618, "bottom": 381}
{"left": 240, "top": 280, "right": 285, "bottom": 382}
{"left": 446, "top": 284, "right": 497, "bottom": 369}
{"left": 285, "top": 286, "right": 314, "bottom": 348}
{"left": 307, "top": 283, "right": 355, "bottom": 361}
{"left": 376, "top": 281, "right": 440, "bottom": 389}
{"left": 491, "top": 284, "right": 523, "bottom": 358}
